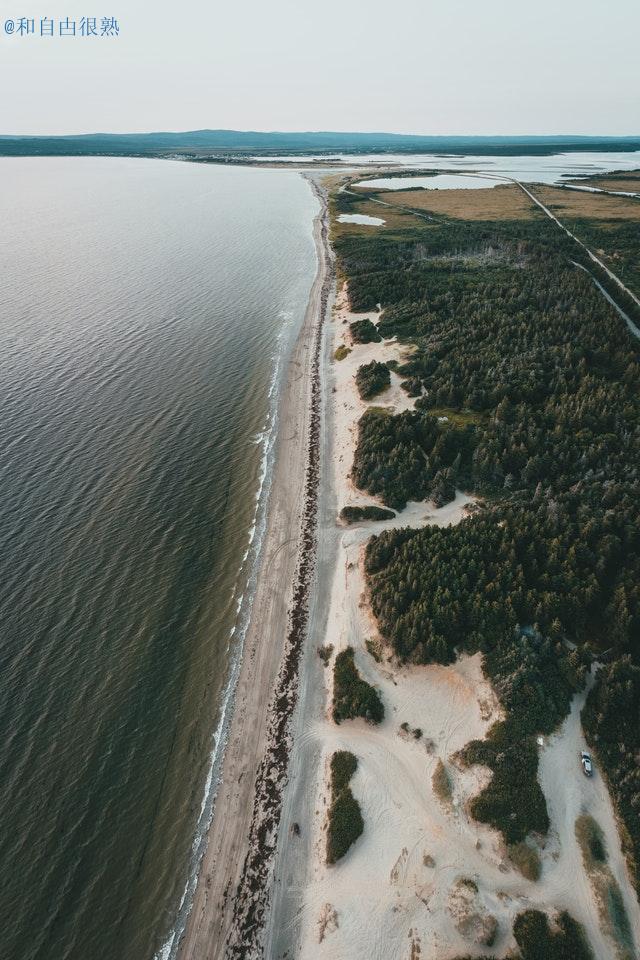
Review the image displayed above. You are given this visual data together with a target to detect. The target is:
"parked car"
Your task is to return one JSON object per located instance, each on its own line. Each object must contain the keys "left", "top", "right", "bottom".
{"left": 581, "top": 751, "right": 593, "bottom": 777}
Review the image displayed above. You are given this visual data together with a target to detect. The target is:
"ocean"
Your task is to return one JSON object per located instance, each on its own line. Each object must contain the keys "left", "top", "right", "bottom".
{"left": 0, "top": 157, "right": 318, "bottom": 960}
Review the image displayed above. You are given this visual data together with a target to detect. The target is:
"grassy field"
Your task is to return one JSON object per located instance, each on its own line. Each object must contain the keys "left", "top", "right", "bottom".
{"left": 330, "top": 197, "right": 426, "bottom": 238}
{"left": 366, "top": 183, "right": 541, "bottom": 221}
{"left": 535, "top": 185, "right": 640, "bottom": 219}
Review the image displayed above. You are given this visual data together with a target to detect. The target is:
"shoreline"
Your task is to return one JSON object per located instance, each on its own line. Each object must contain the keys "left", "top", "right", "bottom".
{"left": 177, "top": 175, "right": 333, "bottom": 960}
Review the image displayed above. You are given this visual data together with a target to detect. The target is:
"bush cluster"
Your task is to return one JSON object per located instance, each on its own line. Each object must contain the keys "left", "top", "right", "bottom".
{"left": 350, "top": 318, "right": 381, "bottom": 344}
{"left": 339, "top": 504, "right": 395, "bottom": 523}
{"left": 355, "top": 360, "right": 390, "bottom": 399}
{"left": 452, "top": 908, "right": 593, "bottom": 960}
{"left": 326, "top": 750, "right": 363, "bottom": 864}
{"left": 332, "top": 647, "right": 384, "bottom": 725}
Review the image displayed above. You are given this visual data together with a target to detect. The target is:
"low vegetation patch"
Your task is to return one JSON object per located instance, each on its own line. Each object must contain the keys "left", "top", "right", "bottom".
{"left": 575, "top": 814, "right": 607, "bottom": 869}
{"left": 334, "top": 344, "right": 351, "bottom": 361}
{"left": 326, "top": 750, "right": 363, "bottom": 865}
{"left": 350, "top": 318, "right": 381, "bottom": 344}
{"left": 365, "top": 637, "right": 382, "bottom": 662}
{"left": 332, "top": 646, "right": 384, "bottom": 724}
{"left": 339, "top": 504, "right": 395, "bottom": 524}
{"left": 432, "top": 758, "right": 453, "bottom": 804}
{"left": 317, "top": 643, "right": 334, "bottom": 666}
{"left": 509, "top": 841, "right": 542, "bottom": 881}
{"left": 575, "top": 812, "right": 635, "bottom": 958}
{"left": 458, "top": 724, "right": 549, "bottom": 843}
{"left": 355, "top": 360, "right": 391, "bottom": 400}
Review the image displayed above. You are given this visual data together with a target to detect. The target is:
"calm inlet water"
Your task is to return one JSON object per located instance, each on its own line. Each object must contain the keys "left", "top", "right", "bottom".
{"left": 0, "top": 158, "right": 317, "bottom": 960}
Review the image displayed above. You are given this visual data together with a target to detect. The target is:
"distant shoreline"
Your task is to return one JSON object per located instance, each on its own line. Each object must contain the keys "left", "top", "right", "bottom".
{"left": 2, "top": 130, "right": 640, "bottom": 161}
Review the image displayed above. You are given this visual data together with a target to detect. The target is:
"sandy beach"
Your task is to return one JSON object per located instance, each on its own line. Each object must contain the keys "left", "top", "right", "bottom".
{"left": 177, "top": 176, "right": 333, "bottom": 960}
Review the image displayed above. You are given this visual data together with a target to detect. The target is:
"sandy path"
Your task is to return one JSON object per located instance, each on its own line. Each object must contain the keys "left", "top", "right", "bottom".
{"left": 538, "top": 680, "right": 640, "bottom": 957}
{"left": 177, "top": 178, "right": 331, "bottom": 960}
{"left": 267, "top": 275, "right": 639, "bottom": 959}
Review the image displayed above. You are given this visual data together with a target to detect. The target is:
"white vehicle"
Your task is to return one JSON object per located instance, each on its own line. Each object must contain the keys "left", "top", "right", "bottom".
{"left": 581, "top": 751, "right": 593, "bottom": 777}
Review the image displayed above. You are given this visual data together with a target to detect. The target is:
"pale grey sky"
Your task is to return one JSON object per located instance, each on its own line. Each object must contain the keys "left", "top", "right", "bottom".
{"left": 1, "top": 0, "right": 638, "bottom": 136}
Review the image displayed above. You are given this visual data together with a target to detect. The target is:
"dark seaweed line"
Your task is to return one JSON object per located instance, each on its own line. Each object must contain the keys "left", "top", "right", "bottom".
{"left": 226, "top": 182, "right": 333, "bottom": 958}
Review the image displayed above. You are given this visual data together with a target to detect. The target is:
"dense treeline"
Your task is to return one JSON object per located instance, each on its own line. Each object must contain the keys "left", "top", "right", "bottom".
{"left": 365, "top": 487, "right": 640, "bottom": 664}
{"left": 326, "top": 750, "right": 363, "bottom": 864}
{"left": 355, "top": 360, "right": 390, "bottom": 400}
{"left": 582, "top": 657, "right": 640, "bottom": 893}
{"left": 335, "top": 203, "right": 640, "bottom": 859}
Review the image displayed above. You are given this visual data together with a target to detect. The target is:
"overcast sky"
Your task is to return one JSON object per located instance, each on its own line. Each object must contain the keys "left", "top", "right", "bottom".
{"left": 1, "top": 0, "right": 638, "bottom": 136}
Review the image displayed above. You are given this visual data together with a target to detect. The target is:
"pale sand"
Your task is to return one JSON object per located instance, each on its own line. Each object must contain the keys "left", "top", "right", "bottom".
{"left": 177, "top": 178, "right": 333, "bottom": 960}
{"left": 266, "top": 275, "right": 640, "bottom": 959}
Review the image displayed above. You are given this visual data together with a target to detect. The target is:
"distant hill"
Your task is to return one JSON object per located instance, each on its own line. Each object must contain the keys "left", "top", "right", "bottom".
{"left": 1, "top": 130, "right": 640, "bottom": 158}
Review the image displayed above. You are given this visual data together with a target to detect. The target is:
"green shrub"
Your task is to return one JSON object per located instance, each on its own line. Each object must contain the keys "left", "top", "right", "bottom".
{"left": 330, "top": 750, "right": 358, "bottom": 795}
{"left": 332, "top": 647, "right": 384, "bottom": 724}
{"left": 326, "top": 749, "right": 363, "bottom": 864}
{"left": 334, "top": 344, "right": 351, "bottom": 361}
{"left": 350, "top": 318, "right": 381, "bottom": 344}
{"left": 355, "top": 360, "right": 391, "bottom": 400}
{"left": 509, "top": 841, "right": 542, "bottom": 881}
{"left": 400, "top": 375, "right": 423, "bottom": 397}
{"left": 317, "top": 644, "right": 334, "bottom": 666}
{"left": 459, "top": 723, "right": 549, "bottom": 844}
{"left": 432, "top": 759, "right": 452, "bottom": 804}
{"left": 365, "top": 638, "right": 382, "bottom": 662}
{"left": 513, "top": 909, "right": 593, "bottom": 960}
{"left": 326, "top": 787, "right": 364, "bottom": 864}
{"left": 340, "top": 504, "right": 395, "bottom": 523}
{"left": 575, "top": 814, "right": 607, "bottom": 868}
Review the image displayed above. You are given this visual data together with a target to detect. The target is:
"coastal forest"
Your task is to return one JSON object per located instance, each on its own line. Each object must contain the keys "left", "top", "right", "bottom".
{"left": 333, "top": 188, "right": 640, "bottom": 899}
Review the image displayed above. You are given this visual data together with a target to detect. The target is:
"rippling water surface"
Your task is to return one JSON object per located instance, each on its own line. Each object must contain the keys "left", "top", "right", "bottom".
{"left": 0, "top": 157, "right": 317, "bottom": 960}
